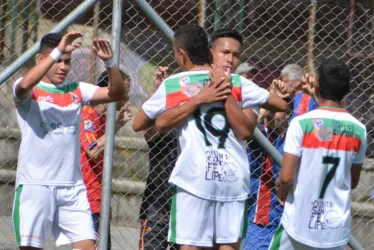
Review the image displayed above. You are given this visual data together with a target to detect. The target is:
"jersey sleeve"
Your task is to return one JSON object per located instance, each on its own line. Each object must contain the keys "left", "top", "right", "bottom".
{"left": 283, "top": 118, "right": 304, "bottom": 157}
{"left": 79, "top": 82, "right": 100, "bottom": 105}
{"left": 13, "top": 77, "right": 32, "bottom": 108}
{"left": 80, "top": 110, "right": 99, "bottom": 151}
{"left": 240, "top": 76, "right": 270, "bottom": 113}
{"left": 308, "top": 97, "right": 318, "bottom": 111}
{"left": 353, "top": 130, "right": 367, "bottom": 164}
{"left": 142, "top": 81, "right": 167, "bottom": 120}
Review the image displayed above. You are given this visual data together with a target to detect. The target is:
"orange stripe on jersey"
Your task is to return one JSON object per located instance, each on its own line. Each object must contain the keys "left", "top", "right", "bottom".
{"left": 32, "top": 88, "right": 82, "bottom": 107}
{"left": 85, "top": 132, "right": 98, "bottom": 144}
{"left": 302, "top": 132, "right": 361, "bottom": 152}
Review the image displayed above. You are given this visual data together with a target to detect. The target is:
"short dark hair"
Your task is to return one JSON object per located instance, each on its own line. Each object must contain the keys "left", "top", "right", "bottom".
{"left": 174, "top": 24, "right": 209, "bottom": 65}
{"left": 39, "top": 33, "right": 63, "bottom": 53}
{"left": 97, "top": 70, "right": 130, "bottom": 87}
{"left": 318, "top": 58, "right": 350, "bottom": 102}
{"left": 210, "top": 28, "right": 243, "bottom": 47}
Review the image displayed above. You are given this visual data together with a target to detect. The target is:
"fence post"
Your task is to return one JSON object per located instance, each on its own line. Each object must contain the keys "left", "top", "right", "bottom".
{"left": 97, "top": 0, "right": 122, "bottom": 249}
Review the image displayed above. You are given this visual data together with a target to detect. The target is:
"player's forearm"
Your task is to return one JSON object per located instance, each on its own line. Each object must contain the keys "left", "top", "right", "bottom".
{"left": 155, "top": 96, "right": 202, "bottom": 132}
{"left": 133, "top": 110, "right": 155, "bottom": 132}
{"left": 261, "top": 94, "right": 288, "bottom": 112}
{"left": 15, "top": 56, "right": 56, "bottom": 99}
{"left": 224, "top": 96, "right": 256, "bottom": 140}
{"left": 107, "top": 65, "right": 127, "bottom": 101}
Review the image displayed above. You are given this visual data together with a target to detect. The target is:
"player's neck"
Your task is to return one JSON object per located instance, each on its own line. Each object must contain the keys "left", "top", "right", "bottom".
{"left": 41, "top": 76, "right": 53, "bottom": 84}
{"left": 189, "top": 64, "right": 210, "bottom": 71}
{"left": 318, "top": 98, "right": 342, "bottom": 109}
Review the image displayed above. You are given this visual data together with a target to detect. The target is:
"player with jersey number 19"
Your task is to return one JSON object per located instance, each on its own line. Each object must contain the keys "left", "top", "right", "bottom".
{"left": 270, "top": 58, "right": 367, "bottom": 250}
{"left": 12, "top": 32, "right": 127, "bottom": 250}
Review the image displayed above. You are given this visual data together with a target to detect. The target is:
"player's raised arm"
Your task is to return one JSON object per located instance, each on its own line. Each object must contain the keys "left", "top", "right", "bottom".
{"left": 15, "top": 32, "right": 82, "bottom": 100}
{"left": 90, "top": 39, "right": 128, "bottom": 105}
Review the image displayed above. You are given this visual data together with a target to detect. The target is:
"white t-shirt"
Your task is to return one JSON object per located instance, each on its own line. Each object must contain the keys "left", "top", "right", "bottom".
{"left": 13, "top": 78, "right": 99, "bottom": 187}
{"left": 142, "top": 70, "right": 270, "bottom": 201}
{"left": 282, "top": 107, "right": 367, "bottom": 248}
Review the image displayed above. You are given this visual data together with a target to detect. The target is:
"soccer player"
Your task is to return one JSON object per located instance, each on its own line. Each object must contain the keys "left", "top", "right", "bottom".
{"left": 139, "top": 66, "right": 179, "bottom": 250}
{"left": 133, "top": 25, "right": 287, "bottom": 250}
{"left": 271, "top": 58, "right": 367, "bottom": 250}
{"left": 12, "top": 32, "right": 127, "bottom": 250}
{"left": 80, "top": 70, "right": 131, "bottom": 249}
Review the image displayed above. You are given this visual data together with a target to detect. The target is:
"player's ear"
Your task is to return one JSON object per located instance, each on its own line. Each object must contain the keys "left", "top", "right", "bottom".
{"left": 36, "top": 53, "right": 44, "bottom": 63}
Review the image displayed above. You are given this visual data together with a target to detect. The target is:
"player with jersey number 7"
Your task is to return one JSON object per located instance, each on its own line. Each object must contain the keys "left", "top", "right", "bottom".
{"left": 271, "top": 58, "right": 367, "bottom": 250}
{"left": 133, "top": 24, "right": 287, "bottom": 250}
{"left": 12, "top": 31, "right": 128, "bottom": 250}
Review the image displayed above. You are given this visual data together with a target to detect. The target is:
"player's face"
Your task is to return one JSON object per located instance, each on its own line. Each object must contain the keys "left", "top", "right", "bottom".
{"left": 40, "top": 49, "right": 72, "bottom": 84}
{"left": 210, "top": 37, "right": 241, "bottom": 73}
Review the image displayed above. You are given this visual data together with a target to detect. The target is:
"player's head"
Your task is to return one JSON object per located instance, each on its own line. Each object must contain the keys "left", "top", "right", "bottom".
{"left": 97, "top": 70, "right": 131, "bottom": 110}
{"left": 209, "top": 28, "right": 242, "bottom": 73}
{"left": 38, "top": 33, "right": 71, "bottom": 84}
{"left": 173, "top": 24, "right": 209, "bottom": 70}
{"left": 316, "top": 58, "right": 350, "bottom": 102}
{"left": 281, "top": 64, "right": 303, "bottom": 94}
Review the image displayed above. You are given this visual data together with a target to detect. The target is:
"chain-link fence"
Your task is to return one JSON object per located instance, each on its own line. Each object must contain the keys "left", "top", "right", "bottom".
{"left": 0, "top": 0, "right": 373, "bottom": 249}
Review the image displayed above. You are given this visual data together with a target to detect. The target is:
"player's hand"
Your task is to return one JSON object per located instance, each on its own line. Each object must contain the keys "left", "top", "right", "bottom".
{"left": 270, "top": 79, "right": 290, "bottom": 99}
{"left": 195, "top": 65, "right": 231, "bottom": 104}
{"left": 275, "top": 179, "right": 287, "bottom": 206}
{"left": 209, "top": 63, "right": 231, "bottom": 89}
{"left": 150, "top": 66, "right": 168, "bottom": 96}
{"left": 116, "top": 102, "right": 132, "bottom": 127}
{"left": 92, "top": 39, "right": 113, "bottom": 61}
{"left": 57, "top": 32, "right": 83, "bottom": 54}
{"left": 301, "top": 73, "right": 316, "bottom": 95}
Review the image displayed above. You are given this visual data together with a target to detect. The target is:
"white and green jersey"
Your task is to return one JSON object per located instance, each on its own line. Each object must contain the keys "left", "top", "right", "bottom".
{"left": 13, "top": 78, "right": 98, "bottom": 187}
{"left": 282, "top": 107, "right": 367, "bottom": 248}
{"left": 142, "top": 70, "right": 270, "bottom": 201}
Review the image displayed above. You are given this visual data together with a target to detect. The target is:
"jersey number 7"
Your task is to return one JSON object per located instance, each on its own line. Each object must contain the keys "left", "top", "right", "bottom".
{"left": 319, "top": 156, "right": 341, "bottom": 199}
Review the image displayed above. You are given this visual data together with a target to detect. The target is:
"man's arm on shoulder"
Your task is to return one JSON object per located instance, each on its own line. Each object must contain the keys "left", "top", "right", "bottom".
{"left": 155, "top": 96, "right": 202, "bottom": 132}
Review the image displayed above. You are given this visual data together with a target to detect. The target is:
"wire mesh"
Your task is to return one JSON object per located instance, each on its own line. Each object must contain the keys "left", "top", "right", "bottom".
{"left": 0, "top": 0, "right": 373, "bottom": 249}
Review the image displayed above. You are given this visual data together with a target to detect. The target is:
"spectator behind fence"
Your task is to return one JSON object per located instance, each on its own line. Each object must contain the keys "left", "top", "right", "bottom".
{"left": 133, "top": 25, "right": 287, "bottom": 250}
{"left": 243, "top": 103, "right": 293, "bottom": 250}
{"left": 80, "top": 70, "right": 131, "bottom": 249}
{"left": 272, "top": 58, "right": 367, "bottom": 250}
{"left": 138, "top": 66, "right": 179, "bottom": 250}
{"left": 272, "top": 64, "right": 318, "bottom": 122}
{"left": 12, "top": 32, "right": 127, "bottom": 249}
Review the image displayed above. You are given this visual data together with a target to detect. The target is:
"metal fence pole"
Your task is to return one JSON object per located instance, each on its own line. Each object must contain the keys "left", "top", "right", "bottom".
{"left": 97, "top": 0, "right": 122, "bottom": 249}
{"left": 131, "top": 4, "right": 365, "bottom": 250}
{"left": 0, "top": 0, "right": 98, "bottom": 85}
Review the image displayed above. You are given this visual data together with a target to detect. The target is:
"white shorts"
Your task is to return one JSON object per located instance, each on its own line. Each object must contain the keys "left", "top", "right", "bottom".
{"left": 268, "top": 224, "right": 346, "bottom": 250}
{"left": 168, "top": 186, "right": 248, "bottom": 247}
{"left": 12, "top": 184, "right": 96, "bottom": 248}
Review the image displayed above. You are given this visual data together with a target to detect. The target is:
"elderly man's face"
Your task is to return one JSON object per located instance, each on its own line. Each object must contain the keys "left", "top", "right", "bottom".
{"left": 281, "top": 75, "right": 301, "bottom": 94}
